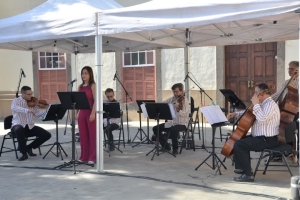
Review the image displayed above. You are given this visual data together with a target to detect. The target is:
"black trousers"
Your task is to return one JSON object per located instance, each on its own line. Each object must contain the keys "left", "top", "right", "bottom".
{"left": 104, "top": 123, "right": 119, "bottom": 142}
{"left": 11, "top": 125, "right": 51, "bottom": 154}
{"left": 234, "top": 135, "right": 278, "bottom": 176}
{"left": 152, "top": 123, "right": 186, "bottom": 150}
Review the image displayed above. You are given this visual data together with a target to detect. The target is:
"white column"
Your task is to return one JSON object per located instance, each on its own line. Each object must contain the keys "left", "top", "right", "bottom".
{"left": 95, "top": 13, "right": 104, "bottom": 172}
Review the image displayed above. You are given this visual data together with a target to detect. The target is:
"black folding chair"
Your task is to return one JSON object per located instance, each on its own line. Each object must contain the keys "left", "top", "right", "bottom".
{"left": 0, "top": 115, "right": 41, "bottom": 159}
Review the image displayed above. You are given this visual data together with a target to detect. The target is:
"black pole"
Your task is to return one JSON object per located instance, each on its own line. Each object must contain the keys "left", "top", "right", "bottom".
{"left": 114, "top": 72, "right": 132, "bottom": 143}
{"left": 186, "top": 74, "right": 214, "bottom": 151}
{"left": 64, "top": 82, "right": 74, "bottom": 135}
{"left": 16, "top": 69, "right": 24, "bottom": 98}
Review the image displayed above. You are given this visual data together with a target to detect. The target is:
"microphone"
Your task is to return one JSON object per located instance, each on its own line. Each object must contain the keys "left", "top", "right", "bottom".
{"left": 68, "top": 78, "right": 77, "bottom": 85}
{"left": 184, "top": 72, "right": 189, "bottom": 81}
{"left": 113, "top": 72, "right": 117, "bottom": 81}
{"left": 21, "top": 68, "right": 26, "bottom": 78}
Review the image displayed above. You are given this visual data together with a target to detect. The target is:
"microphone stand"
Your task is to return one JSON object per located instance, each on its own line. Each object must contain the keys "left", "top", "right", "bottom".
{"left": 64, "top": 82, "right": 74, "bottom": 135}
{"left": 16, "top": 69, "right": 24, "bottom": 98}
{"left": 114, "top": 74, "right": 132, "bottom": 143}
{"left": 185, "top": 74, "right": 214, "bottom": 151}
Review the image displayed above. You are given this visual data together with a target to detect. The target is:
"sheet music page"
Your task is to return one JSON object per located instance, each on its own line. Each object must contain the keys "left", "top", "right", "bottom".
{"left": 41, "top": 104, "right": 52, "bottom": 121}
{"left": 168, "top": 103, "right": 176, "bottom": 118}
{"left": 200, "top": 105, "right": 228, "bottom": 125}
{"left": 141, "top": 104, "right": 149, "bottom": 118}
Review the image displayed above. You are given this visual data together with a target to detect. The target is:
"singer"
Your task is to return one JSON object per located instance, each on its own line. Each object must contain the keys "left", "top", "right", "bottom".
{"left": 75, "top": 66, "right": 96, "bottom": 165}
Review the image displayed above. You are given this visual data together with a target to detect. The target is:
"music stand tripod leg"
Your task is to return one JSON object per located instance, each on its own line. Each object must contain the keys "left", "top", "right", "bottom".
{"left": 43, "top": 115, "right": 68, "bottom": 160}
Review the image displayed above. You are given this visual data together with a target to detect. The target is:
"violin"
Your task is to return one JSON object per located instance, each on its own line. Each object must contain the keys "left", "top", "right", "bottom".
{"left": 27, "top": 97, "right": 48, "bottom": 108}
{"left": 177, "top": 95, "right": 185, "bottom": 110}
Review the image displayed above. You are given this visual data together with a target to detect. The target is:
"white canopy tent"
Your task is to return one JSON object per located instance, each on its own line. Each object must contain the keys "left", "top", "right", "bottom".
{"left": 0, "top": 0, "right": 299, "bottom": 172}
{"left": 94, "top": 0, "right": 300, "bottom": 172}
{"left": 99, "top": 0, "right": 300, "bottom": 47}
{"left": 0, "top": 0, "right": 174, "bottom": 53}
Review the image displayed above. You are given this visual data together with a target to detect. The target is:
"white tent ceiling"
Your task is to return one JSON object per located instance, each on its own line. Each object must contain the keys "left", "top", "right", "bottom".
{"left": 0, "top": 0, "right": 174, "bottom": 53}
{"left": 98, "top": 0, "right": 300, "bottom": 47}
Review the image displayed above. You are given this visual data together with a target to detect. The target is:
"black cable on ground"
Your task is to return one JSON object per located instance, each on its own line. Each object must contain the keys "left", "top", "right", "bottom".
{"left": 0, "top": 164, "right": 288, "bottom": 199}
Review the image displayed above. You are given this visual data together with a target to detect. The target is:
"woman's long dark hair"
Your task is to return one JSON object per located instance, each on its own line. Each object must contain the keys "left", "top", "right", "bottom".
{"left": 79, "top": 66, "right": 96, "bottom": 89}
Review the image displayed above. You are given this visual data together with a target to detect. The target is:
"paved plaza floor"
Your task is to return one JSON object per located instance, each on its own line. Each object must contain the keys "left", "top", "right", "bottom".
{"left": 0, "top": 119, "right": 298, "bottom": 200}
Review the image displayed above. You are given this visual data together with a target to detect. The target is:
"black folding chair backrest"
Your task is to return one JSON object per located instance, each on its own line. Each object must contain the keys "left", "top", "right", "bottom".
{"left": 285, "top": 121, "right": 297, "bottom": 143}
{"left": 190, "top": 96, "right": 195, "bottom": 115}
{"left": 4, "top": 115, "right": 13, "bottom": 130}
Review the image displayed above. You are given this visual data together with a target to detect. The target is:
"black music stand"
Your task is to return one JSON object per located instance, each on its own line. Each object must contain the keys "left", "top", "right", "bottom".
{"left": 54, "top": 92, "right": 91, "bottom": 174}
{"left": 195, "top": 122, "right": 228, "bottom": 175}
{"left": 132, "top": 100, "right": 155, "bottom": 147}
{"left": 219, "top": 89, "right": 246, "bottom": 112}
{"left": 103, "top": 102, "right": 123, "bottom": 156}
{"left": 219, "top": 89, "right": 246, "bottom": 164}
{"left": 145, "top": 103, "right": 176, "bottom": 160}
{"left": 42, "top": 104, "right": 67, "bottom": 160}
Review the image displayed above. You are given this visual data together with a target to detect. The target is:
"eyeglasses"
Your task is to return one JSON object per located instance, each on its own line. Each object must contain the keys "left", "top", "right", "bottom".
{"left": 287, "top": 68, "right": 295, "bottom": 71}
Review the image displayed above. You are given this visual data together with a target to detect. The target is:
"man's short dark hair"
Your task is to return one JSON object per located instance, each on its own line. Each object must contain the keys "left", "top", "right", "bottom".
{"left": 289, "top": 61, "right": 299, "bottom": 68}
{"left": 21, "top": 86, "right": 31, "bottom": 94}
{"left": 256, "top": 83, "right": 271, "bottom": 95}
{"left": 105, "top": 88, "right": 114, "bottom": 94}
{"left": 171, "top": 83, "right": 184, "bottom": 91}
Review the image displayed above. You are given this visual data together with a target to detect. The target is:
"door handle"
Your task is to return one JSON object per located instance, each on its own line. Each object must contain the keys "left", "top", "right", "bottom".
{"left": 251, "top": 80, "right": 254, "bottom": 88}
{"left": 248, "top": 80, "right": 251, "bottom": 88}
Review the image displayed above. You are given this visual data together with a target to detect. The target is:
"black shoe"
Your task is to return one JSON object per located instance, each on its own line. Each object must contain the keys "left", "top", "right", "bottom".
{"left": 172, "top": 149, "right": 178, "bottom": 155}
{"left": 234, "top": 169, "right": 253, "bottom": 175}
{"left": 27, "top": 148, "right": 37, "bottom": 156}
{"left": 18, "top": 154, "right": 28, "bottom": 161}
{"left": 164, "top": 144, "right": 171, "bottom": 151}
{"left": 234, "top": 169, "right": 244, "bottom": 174}
{"left": 109, "top": 144, "right": 115, "bottom": 151}
{"left": 233, "top": 174, "right": 254, "bottom": 182}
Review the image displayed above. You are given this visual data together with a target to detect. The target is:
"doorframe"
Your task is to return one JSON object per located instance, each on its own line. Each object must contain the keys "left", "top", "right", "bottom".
{"left": 216, "top": 41, "right": 285, "bottom": 108}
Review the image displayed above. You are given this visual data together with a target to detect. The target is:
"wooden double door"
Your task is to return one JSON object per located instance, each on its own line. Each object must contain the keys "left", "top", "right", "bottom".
{"left": 225, "top": 42, "right": 277, "bottom": 107}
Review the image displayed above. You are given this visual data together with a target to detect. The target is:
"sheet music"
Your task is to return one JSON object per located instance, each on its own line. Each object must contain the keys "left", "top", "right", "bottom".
{"left": 41, "top": 104, "right": 52, "bottom": 121}
{"left": 141, "top": 103, "right": 148, "bottom": 118}
{"left": 200, "top": 105, "right": 228, "bottom": 125}
{"left": 168, "top": 103, "right": 176, "bottom": 118}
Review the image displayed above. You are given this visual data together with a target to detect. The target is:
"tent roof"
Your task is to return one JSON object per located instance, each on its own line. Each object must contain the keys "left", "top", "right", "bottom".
{"left": 98, "top": 0, "right": 300, "bottom": 47}
{"left": 0, "top": 0, "right": 174, "bottom": 53}
{"left": 0, "top": 0, "right": 299, "bottom": 53}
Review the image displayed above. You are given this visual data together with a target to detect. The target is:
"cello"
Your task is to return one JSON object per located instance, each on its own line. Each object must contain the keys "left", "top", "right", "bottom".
{"left": 221, "top": 88, "right": 270, "bottom": 158}
{"left": 276, "top": 72, "right": 298, "bottom": 144}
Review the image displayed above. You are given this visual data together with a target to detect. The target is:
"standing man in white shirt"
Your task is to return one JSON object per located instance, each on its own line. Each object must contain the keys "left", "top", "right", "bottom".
{"left": 227, "top": 83, "right": 280, "bottom": 182}
{"left": 11, "top": 86, "right": 51, "bottom": 161}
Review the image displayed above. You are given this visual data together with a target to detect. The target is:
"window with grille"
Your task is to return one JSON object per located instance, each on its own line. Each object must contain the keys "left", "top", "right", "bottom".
{"left": 39, "top": 52, "right": 66, "bottom": 70}
{"left": 123, "top": 50, "right": 155, "bottom": 67}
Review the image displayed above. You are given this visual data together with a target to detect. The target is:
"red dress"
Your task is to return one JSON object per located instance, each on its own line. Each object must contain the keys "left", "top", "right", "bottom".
{"left": 78, "top": 85, "right": 96, "bottom": 162}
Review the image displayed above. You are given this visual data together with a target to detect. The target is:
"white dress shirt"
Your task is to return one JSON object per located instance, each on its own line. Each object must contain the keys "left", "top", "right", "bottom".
{"left": 162, "top": 96, "right": 190, "bottom": 128}
{"left": 236, "top": 97, "right": 280, "bottom": 137}
{"left": 103, "top": 99, "right": 121, "bottom": 127}
{"left": 271, "top": 77, "right": 299, "bottom": 102}
{"left": 11, "top": 97, "right": 47, "bottom": 129}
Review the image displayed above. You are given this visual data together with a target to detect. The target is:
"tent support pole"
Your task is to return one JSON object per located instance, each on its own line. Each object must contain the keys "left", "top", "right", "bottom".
{"left": 95, "top": 13, "right": 103, "bottom": 172}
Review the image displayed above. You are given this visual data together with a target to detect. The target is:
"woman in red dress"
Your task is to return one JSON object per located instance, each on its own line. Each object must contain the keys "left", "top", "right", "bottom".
{"left": 76, "top": 66, "right": 96, "bottom": 164}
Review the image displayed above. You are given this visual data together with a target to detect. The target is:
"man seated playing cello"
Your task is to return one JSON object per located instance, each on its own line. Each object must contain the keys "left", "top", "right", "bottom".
{"left": 227, "top": 83, "right": 280, "bottom": 182}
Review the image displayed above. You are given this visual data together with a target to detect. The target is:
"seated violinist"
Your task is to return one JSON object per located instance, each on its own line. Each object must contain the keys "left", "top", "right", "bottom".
{"left": 11, "top": 86, "right": 51, "bottom": 161}
{"left": 152, "top": 83, "right": 189, "bottom": 155}
{"left": 227, "top": 83, "right": 280, "bottom": 182}
{"left": 103, "top": 88, "right": 120, "bottom": 151}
